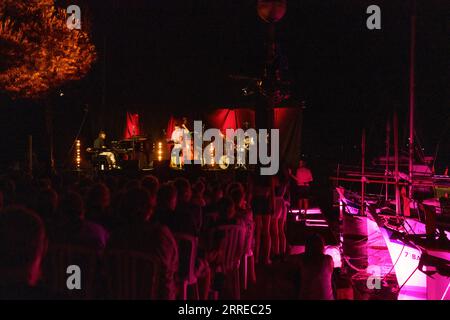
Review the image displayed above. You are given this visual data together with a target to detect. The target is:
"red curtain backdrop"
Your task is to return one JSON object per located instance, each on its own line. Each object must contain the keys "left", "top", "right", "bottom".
{"left": 124, "top": 112, "right": 140, "bottom": 138}
{"left": 166, "top": 115, "right": 175, "bottom": 140}
{"left": 162, "top": 107, "right": 302, "bottom": 167}
{"left": 206, "top": 108, "right": 255, "bottom": 132}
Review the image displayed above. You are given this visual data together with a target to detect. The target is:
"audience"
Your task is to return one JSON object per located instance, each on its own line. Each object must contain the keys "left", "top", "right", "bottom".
{"left": 0, "top": 177, "right": 15, "bottom": 207}
{"left": 293, "top": 233, "right": 334, "bottom": 300}
{"left": 0, "top": 206, "right": 56, "bottom": 299}
{"left": 191, "top": 180, "right": 207, "bottom": 207}
{"left": 141, "top": 175, "right": 160, "bottom": 195}
{"left": 34, "top": 188, "right": 59, "bottom": 236}
{"left": 172, "top": 178, "right": 202, "bottom": 236}
{"left": 154, "top": 182, "right": 177, "bottom": 226}
{"left": 107, "top": 187, "right": 178, "bottom": 300}
{"left": 55, "top": 191, "right": 109, "bottom": 252}
{"left": 272, "top": 169, "right": 289, "bottom": 259}
{"left": 0, "top": 168, "right": 337, "bottom": 300}
{"left": 85, "top": 183, "right": 111, "bottom": 230}
{"left": 251, "top": 174, "right": 274, "bottom": 265}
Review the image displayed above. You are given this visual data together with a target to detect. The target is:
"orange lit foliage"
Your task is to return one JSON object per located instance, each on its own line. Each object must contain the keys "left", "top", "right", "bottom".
{"left": 0, "top": 0, "right": 96, "bottom": 98}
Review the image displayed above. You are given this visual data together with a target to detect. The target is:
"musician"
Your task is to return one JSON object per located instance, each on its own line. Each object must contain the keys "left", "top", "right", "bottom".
{"left": 181, "top": 117, "right": 192, "bottom": 161}
{"left": 170, "top": 123, "right": 184, "bottom": 168}
{"left": 181, "top": 117, "right": 190, "bottom": 133}
{"left": 94, "top": 131, "right": 106, "bottom": 149}
{"left": 241, "top": 121, "right": 254, "bottom": 168}
{"left": 93, "top": 130, "right": 116, "bottom": 168}
{"left": 289, "top": 159, "right": 313, "bottom": 216}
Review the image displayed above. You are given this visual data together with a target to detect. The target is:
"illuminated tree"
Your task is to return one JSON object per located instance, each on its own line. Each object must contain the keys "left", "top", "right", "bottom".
{"left": 0, "top": 0, "right": 96, "bottom": 98}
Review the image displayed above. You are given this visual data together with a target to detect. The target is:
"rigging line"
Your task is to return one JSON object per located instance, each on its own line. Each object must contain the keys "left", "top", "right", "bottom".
{"left": 441, "top": 280, "right": 450, "bottom": 301}
{"left": 382, "top": 243, "right": 406, "bottom": 282}
{"left": 414, "top": 130, "right": 425, "bottom": 163}
{"left": 396, "top": 266, "right": 419, "bottom": 294}
{"left": 65, "top": 106, "right": 89, "bottom": 165}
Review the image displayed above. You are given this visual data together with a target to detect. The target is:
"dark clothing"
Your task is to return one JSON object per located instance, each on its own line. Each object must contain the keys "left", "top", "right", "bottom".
{"left": 171, "top": 202, "right": 202, "bottom": 236}
{"left": 289, "top": 253, "right": 334, "bottom": 300}
{"left": 252, "top": 195, "right": 271, "bottom": 215}
{"left": 252, "top": 176, "right": 272, "bottom": 215}
{"left": 93, "top": 137, "right": 105, "bottom": 149}
{"left": 86, "top": 207, "right": 113, "bottom": 232}
{"left": 107, "top": 221, "right": 178, "bottom": 300}
{"left": 53, "top": 218, "right": 109, "bottom": 252}
{"left": 0, "top": 284, "right": 65, "bottom": 300}
{"left": 153, "top": 208, "right": 176, "bottom": 227}
{"left": 297, "top": 185, "right": 311, "bottom": 199}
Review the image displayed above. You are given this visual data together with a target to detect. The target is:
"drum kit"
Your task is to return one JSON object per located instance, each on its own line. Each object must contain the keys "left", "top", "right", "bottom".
{"left": 166, "top": 127, "right": 255, "bottom": 170}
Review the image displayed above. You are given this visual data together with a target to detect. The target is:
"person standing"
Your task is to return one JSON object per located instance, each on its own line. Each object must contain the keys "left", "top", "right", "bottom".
{"left": 251, "top": 174, "right": 274, "bottom": 265}
{"left": 289, "top": 159, "right": 313, "bottom": 217}
{"left": 170, "top": 123, "right": 184, "bottom": 168}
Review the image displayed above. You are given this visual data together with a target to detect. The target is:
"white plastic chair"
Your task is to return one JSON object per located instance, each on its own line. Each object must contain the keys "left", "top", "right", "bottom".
{"left": 217, "top": 224, "right": 246, "bottom": 299}
{"left": 43, "top": 244, "right": 100, "bottom": 299}
{"left": 104, "top": 250, "right": 160, "bottom": 299}
{"left": 174, "top": 233, "right": 199, "bottom": 300}
{"left": 241, "top": 221, "right": 256, "bottom": 290}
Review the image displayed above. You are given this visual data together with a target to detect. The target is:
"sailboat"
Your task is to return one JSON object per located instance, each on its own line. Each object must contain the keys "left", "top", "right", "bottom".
{"left": 334, "top": 4, "right": 450, "bottom": 300}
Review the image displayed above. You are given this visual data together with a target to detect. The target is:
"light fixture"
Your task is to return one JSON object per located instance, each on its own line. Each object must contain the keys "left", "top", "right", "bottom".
{"left": 210, "top": 144, "right": 215, "bottom": 166}
{"left": 75, "top": 140, "right": 81, "bottom": 169}
{"left": 157, "top": 141, "right": 163, "bottom": 162}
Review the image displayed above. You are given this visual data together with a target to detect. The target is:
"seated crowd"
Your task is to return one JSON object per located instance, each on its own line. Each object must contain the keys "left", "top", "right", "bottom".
{"left": 0, "top": 170, "right": 335, "bottom": 300}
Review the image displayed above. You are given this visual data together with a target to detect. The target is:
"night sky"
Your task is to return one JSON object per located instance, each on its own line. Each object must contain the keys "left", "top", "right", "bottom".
{"left": 0, "top": 0, "right": 448, "bottom": 172}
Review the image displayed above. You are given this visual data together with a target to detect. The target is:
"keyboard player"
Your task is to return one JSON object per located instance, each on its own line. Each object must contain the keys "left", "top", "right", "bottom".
{"left": 94, "top": 130, "right": 116, "bottom": 168}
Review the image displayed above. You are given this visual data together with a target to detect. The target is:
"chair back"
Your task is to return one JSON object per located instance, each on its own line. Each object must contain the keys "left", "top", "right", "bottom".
{"left": 104, "top": 250, "right": 160, "bottom": 299}
{"left": 174, "top": 233, "right": 198, "bottom": 283}
{"left": 217, "top": 225, "right": 246, "bottom": 274}
{"left": 42, "top": 244, "right": 100, "bottom": 299}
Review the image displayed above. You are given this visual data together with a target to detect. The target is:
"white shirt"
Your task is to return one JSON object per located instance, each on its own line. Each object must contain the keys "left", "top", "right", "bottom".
{"left": 171, "top": 127, "right": 183, "bottom": 146}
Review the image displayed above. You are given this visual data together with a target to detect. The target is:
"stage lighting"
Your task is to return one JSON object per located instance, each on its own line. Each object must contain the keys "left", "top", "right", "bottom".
{"left": 209, "top": 144, "right": 215, "bottom": 166}
{"left": 75, "top": 139, "right": 81, "bottom": 169}
{"left": 157, "top": 141, "right": 163, "bottom": 162}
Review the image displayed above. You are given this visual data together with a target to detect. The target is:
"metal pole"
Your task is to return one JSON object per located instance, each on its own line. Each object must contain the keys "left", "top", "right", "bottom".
{"left": 409, "top": 2, "right": 416, "bottom": 198}
{"left": 394, "top": 112, "right": 401, "bottom": 216}
{"left": 361, "top": 128, "right": 366, "bottom": 215}
{"left": 385, "top": 118, "right": 390, "bottom": 201}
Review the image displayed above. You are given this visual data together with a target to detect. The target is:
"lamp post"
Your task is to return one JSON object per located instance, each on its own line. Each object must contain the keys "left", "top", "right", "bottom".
{"left": 256, "top": 0, "right": 287, "bottom": 131}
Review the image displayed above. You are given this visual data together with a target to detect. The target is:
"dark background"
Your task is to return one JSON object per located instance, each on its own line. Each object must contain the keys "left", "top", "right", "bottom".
{"left": 0, "top": 0, "right": 448, "bottom": 174}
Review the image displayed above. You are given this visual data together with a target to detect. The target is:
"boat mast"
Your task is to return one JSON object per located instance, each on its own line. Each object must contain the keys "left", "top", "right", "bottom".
{"left": 361, "top": 128, "right": 366, "bottom": 215}
{"left": 394, "top": 112, "right": 401, "bottom": 216}
{"left": 409, "top": 1, "right": 416, "bottom": 198}
{"left": 385, "top": 118, "right": 390, "bottom": 201}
